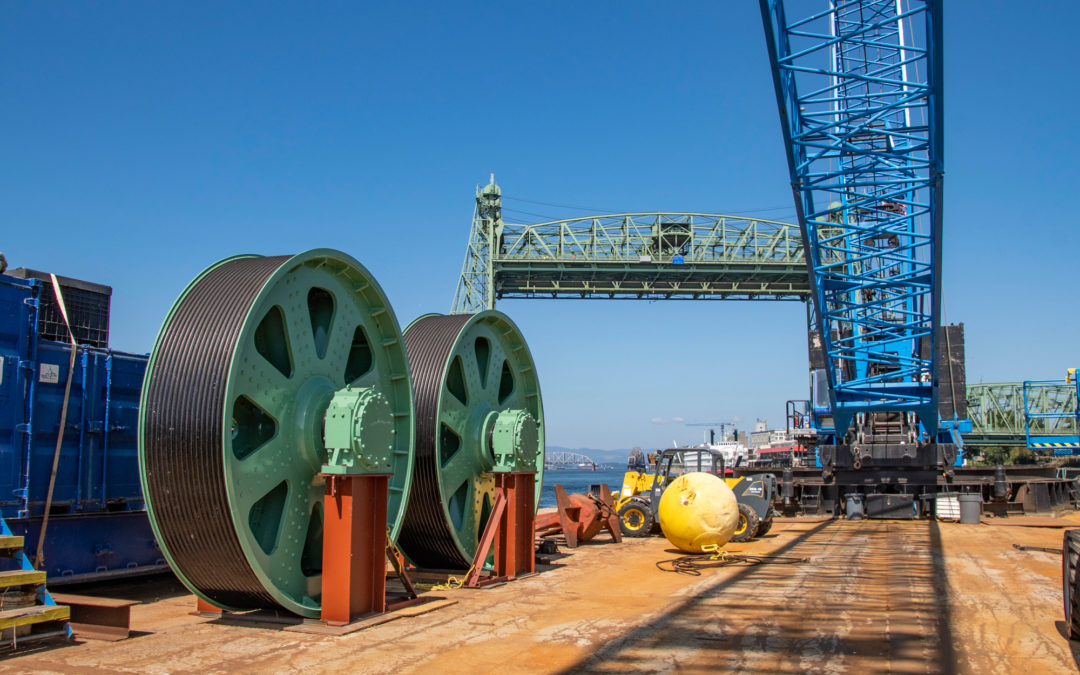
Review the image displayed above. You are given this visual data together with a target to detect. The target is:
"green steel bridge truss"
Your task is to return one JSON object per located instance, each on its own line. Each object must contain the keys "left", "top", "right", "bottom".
{"left": 965, "top": 382, "right": 1079, "bottom": 447}
{"left": 450, "top": 180, "right": 808, "bottom": 314}
{"left": 450, "top": 182, "right": 1073, "bottom": 451}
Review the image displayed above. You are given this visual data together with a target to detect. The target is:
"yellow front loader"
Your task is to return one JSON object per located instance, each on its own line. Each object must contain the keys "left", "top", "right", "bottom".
{"left": 613, "top": 448, "right": 777, "bottom": 542}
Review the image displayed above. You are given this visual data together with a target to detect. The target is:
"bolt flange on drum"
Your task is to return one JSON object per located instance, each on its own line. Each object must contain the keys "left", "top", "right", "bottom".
{"left": 138, "top": 249, "right": 414, "bottom": 618}
{"left": 398, "top": 312, "right": 544, "bottom": 569}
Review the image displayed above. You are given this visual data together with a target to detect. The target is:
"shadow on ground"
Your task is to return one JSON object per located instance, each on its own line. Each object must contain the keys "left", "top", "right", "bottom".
{"left": 558, "top": 519, "right": 957, "bottom": 673}
{"left": 56, "top": 570, "right": 188, "bottom": 603}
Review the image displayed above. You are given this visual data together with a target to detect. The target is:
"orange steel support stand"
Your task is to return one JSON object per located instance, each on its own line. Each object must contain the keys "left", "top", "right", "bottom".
{"left": 194, "top": 473, "right": 412, "bottom": 626}
{"left": 195, "top": 598, "right": 218, "bottom": 614}
{"left": 464, "top": 472, "right": 535, "bottom": 588}
{"left": 319, "top": 473, "right": 391, "bottom": 625}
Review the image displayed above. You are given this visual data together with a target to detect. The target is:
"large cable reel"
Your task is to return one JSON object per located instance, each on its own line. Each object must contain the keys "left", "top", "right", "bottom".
{"left": 138, "top": 250, "right": 414, "bottom": 618}
{"left": 397, "top": 312, "right": 544, "bottom": 569}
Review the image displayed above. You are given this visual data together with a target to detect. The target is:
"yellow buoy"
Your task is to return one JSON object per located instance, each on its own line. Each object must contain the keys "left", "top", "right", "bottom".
{"left": 657, "top": 472, "right": 739, "bottom": 553}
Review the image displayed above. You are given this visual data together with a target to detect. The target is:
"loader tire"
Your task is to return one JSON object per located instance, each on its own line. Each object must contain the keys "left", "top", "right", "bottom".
{"left": 618, "top": 501, "right": 654, "bottom": 538}
{"left": 730, "top": 503, "right": 759, "bottom": 543}
{"left": 757, "top": 516, "right": 774, "bottom": 537}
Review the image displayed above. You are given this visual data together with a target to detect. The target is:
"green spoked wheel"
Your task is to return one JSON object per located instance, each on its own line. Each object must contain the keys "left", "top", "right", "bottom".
{"left": 138, "top": 249, "right": 414, "bottom": 618}
{"left": 398, "top": 312, "right": 544, "bottom": 569}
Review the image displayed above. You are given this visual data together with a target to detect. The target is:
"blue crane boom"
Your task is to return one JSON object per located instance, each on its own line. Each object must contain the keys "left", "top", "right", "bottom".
{"left": 759, "top": 1, "right": 945, "bottom": 452}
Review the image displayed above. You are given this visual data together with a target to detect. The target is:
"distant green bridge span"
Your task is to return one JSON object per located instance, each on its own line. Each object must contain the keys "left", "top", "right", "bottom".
{"left": 965, "top": 381, "right": 1079, "bottom": 447}
{"left": 451, "top": 180, "right": 808, "bottom": 313}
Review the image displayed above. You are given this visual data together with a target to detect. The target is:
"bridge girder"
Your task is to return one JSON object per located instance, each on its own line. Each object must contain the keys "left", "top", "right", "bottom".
{"left": 966, "top": 381, "right": 1079, "bottom": 446}
{"left": 452, "top": 197, "right": 809, "bottom": 313}
{"left": 544, "top": 451, "right": 598, "bottom": 467}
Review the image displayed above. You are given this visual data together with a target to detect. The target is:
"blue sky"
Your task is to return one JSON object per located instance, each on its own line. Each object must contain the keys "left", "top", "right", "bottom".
{"left": 3, "top": 2, "right": 1077, "bottom": 450}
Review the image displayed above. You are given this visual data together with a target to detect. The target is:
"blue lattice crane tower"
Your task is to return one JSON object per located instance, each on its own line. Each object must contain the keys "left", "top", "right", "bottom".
{"left": 760, "top": 0, "right": 957, "bottom": 475}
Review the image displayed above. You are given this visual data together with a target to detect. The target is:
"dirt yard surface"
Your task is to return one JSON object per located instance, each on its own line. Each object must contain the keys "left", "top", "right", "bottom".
{"left": 5, "top": 514, "right": 1080, "bottom": 674}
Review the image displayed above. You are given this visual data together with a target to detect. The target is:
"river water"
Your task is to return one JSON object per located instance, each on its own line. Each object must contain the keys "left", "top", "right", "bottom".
{"left": 538, "top": 467, "right": 627, "bottom": 507}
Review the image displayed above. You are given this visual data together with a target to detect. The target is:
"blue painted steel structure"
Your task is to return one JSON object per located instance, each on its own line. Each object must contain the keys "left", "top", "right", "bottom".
{"left": 760, "top": 0, "right": 944, "bottom": 441}
{"left": 0, "top": 273, "right": 163, "bottom": 583}
{"left": 1023, "top": 378, "right": 1080, "bottom": 455}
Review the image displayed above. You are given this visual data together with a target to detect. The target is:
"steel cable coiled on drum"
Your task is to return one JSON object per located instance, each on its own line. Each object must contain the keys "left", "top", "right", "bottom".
{"left": 141, "top": 256, "right": 288, "bottom": 610}
{"left": 398, "top": 314, "right": 474, "bottom": 569}
{"left": 140, "top": 250, "right": 415, "bottom": 617}
{"left": 397, "top": 313, "right": 545, "bottom": 570}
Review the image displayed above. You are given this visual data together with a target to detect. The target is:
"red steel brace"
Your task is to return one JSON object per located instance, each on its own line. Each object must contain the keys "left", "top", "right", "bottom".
{"left": 465, "top": 472, "right": 536, "bottom": 588}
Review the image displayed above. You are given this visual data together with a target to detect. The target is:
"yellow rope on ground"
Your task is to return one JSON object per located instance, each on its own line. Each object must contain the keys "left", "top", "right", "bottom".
{"left": 656, "top": 548, "right": 808, "bottom": 576}
{"left": 384, "top": 527, "right": 477, "bottom": 587}
{"left": 413, "top": 565, "right": 475, "bottom": 591}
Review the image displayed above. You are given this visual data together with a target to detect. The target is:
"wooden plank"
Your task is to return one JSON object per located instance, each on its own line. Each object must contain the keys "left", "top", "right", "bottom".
{"left": 0, "top": 569, "right": 46, "bottom": 588}
{"left": 284, "top": 612, "right": 397, "bottom": 635}
{"left": 0, "top": 535, "right": 25, "bottom": 550}
{"left": 282, "top": 598, "right": 458, "bottom": 636}
{"left": 0, "top": 604, "right": 69, "bottom": 630}
{"left": 392, "top": 598, "right": 456, "bottom": 617}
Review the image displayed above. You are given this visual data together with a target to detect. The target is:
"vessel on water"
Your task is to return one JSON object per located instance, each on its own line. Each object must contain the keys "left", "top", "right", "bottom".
{"left": 688, "top": 430, "right": 749, "bottom": 469}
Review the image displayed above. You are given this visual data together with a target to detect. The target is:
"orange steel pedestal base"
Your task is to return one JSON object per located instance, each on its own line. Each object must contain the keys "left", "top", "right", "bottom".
{"left": 191, "top": 470, "right": 401, "bottom": 622}
{"left": 464, "top": 472, "right": 535, "bottom": 588}
{"left": 319, "top": 473, "right": 390, "bottom": 625}
{"left": 194, "top": 473, "right": 411, "bottom": 628}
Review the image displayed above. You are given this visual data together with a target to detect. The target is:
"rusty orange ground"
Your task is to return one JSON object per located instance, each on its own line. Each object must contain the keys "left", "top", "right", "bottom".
{"left": 5, "top": 514, "right": 1080, "bottom": 674}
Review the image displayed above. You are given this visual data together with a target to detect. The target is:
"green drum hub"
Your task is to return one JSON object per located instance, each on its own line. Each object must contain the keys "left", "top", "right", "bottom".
{"left": 138, "top": 249, "right": 414, "bottom": 617}
{"left": 398, "top": 311, "right": 544, "bottom": 569}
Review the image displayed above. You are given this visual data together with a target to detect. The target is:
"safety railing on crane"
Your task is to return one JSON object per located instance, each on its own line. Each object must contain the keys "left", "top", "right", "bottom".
{"left": 1023, "top": 372, "right": 1080, "bottom": 455}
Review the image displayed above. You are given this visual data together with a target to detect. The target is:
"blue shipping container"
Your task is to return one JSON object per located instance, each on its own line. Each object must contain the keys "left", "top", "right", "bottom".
{"left": 0, "top": 273, "right": 164, "bottom": 582}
